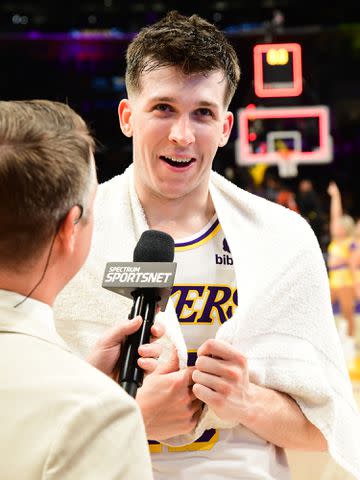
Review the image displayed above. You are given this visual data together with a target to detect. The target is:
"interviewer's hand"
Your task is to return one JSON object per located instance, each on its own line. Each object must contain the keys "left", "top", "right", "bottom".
{"left": 136, "top": 346, "right": 203, "bottom": 441}
{"left": 87, "top": 316, "right": 165, "bottom": 380}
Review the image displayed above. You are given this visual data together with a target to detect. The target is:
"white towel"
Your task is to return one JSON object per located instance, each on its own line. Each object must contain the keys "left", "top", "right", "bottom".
{"left": 55, "top": 164, "right": 360, "bottom": 479}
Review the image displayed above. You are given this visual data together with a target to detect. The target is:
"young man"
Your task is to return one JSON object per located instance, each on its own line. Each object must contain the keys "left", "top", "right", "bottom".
{"left": 0, "top": 99, "right": 159, "bottom": 480}
{"left": 55, "top": 12, "right": 360, "bottom": 479}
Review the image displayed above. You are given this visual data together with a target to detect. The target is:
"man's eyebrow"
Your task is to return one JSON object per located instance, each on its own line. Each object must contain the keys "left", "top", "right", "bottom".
{"left": 195, "top": 100, "right": 219, "bottom": 109}
{"left": 148, "top": 96, "right": 219, "bottom": 109}
{"left": 147, "top": 96, "right": 176, "bottom": 103}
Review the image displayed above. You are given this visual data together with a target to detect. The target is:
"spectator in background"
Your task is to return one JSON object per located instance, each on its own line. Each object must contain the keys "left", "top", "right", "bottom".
{"left": 327, "top": 181, "right": 356, "bottom": 337}
{"left": 263, "top": 173, "right": 298, "bottom": 212}
{"left": 350, "top": 219, "right": 360, "bottom": 303}
{"left": 276, "top": 184, "right": 299, "bottom": 213}
{"left": 262, "top": 173, "right": 280, "bottom": 203}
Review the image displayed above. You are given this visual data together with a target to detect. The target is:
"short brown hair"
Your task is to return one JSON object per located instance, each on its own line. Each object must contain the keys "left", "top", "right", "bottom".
{"left": 125, "top": 11, "right": 240, "bottom": 106}
{"left": 0, "top": 99, "right": 95, "bottom": 269}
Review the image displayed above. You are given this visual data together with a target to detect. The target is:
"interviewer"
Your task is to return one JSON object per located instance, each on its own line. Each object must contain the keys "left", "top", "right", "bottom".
{"left": 0, "top": 99, "right": 158, "bottom": 480}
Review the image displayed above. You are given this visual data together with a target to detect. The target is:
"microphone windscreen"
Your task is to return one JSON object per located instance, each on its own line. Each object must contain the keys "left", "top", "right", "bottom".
{"left": 133, "top": 230, "right": 175, "bottom": 262}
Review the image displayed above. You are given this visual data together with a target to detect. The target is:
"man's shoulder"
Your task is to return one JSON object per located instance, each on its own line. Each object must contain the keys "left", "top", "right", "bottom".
{"left": 97, "top": 171, "right": 128, "bottom": 201}
{"left": 210, "top": 170, "right": 309, "bottom": 235}
{"left": 2, "top": 332, "right": 134, "bottom": 407}
{"left": 93, "top": 169, "right": 132, "bottom": 231}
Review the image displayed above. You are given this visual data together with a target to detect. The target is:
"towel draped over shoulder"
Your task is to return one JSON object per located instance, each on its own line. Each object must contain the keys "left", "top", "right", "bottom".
{"left": 55, "top": 165, "right": 360, "bottom": 479}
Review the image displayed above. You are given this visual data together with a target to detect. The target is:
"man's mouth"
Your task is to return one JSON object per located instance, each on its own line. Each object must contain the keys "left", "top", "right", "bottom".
{"left": 160, "top": 155, "right": 196, "bottom": 168}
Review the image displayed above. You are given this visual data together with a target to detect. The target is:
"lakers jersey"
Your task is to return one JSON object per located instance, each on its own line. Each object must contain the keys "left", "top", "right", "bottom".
{"left": 172, "top": 214, "right": 237, "bottom": 354}
{"left": 150, "top": 216, "right": 290, "bottom": 480}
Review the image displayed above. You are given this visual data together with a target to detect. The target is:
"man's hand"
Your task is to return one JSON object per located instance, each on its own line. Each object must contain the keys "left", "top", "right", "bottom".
{"left": 327, "top": 181, "right": 340, "bottom": 197}
{"left": 87, "top": 316, "right": 165, "bottom": 380}
{"left": 192, "top": 339, "right": 250, "bottom": 425}
{"left": 193, "top": 339, "right": 328, "bottom": 451}
{"left": 136, "top": 347, "right": 203, "bottom": 441}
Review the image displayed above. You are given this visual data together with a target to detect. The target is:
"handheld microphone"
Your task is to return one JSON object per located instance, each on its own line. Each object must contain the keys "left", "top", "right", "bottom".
{"left": 102, "top": 230, "right": 176, "bottom": 398}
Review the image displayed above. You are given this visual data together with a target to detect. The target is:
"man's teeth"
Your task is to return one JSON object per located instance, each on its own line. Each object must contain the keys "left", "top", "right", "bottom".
{"left": 163, "top": 156, "right": 192, "bottom": 163}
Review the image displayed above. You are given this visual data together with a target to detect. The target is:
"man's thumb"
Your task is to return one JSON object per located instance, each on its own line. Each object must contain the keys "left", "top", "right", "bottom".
{"left": 156, "top": 344, "right": 180, "bottom": 374}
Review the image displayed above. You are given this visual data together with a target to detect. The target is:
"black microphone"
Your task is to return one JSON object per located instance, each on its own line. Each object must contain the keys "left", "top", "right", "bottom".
{"left": 102, "top": 230, "right": 176, "bottom": 398}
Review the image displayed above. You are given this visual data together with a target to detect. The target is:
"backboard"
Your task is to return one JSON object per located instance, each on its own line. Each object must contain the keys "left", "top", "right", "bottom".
{"left": 253, "top": 43, "right": 303, "bottom": 98}
{"left": 235, "top": 105, "right": 333, "bottom": 177}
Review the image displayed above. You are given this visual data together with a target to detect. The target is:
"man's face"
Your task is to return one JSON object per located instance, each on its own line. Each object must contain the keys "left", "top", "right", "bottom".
{"left": 119, "top": 66, "right": 233, "bottom": 202}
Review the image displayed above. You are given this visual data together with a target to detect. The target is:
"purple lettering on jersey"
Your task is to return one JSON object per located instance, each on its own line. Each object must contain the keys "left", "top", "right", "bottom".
{"left": 187, "top": 351, "right": 198, "bottom": 367}
{"left": 171, "top": 285, "right": 205, "bottom": 323}
{"left": 198, "top": 286, "right": 231, "bottom": 324}
{"left": 223, "top": 238, "right": 230, "bottom": 253}
{"left": 171, "top": 285, "right": 238, "bottom": 324}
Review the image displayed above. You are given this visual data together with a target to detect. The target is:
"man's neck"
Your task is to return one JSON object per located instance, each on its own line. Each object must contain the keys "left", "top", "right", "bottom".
{"left": 137, "top": 187, "right": 215, "bottom": 241}
{"left": 0, "top": 271, "right": 57, "bottom": 307}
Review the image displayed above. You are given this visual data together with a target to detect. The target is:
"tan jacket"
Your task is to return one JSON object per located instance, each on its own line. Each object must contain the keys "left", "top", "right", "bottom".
{"left": 0, "top": 290, "right": 153, "bottom": 480}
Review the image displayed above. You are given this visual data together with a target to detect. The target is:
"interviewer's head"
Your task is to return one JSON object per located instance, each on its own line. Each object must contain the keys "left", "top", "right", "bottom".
{"left": 0, "top": 100, "right": 97, "bottom": 291}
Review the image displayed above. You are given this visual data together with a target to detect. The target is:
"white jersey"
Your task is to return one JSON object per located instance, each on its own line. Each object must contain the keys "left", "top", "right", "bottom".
{"left": 150, "top": 215, "right": 290, "bottom": 480}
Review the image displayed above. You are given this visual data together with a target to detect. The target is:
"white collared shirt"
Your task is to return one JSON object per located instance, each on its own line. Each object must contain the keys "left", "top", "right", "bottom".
{"left": 0, "top": 288, "right": 153, "bottom": 480}
{"left": 0, "top": 289, "right": 70, "bottom": 351}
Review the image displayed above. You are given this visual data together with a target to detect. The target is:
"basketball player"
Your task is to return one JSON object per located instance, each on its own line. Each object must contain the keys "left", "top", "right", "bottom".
{"left": 55, "top": 12, "right": 360, "bottom": 480}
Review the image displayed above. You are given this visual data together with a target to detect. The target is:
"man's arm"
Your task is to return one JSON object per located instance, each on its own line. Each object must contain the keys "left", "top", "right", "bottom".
{"left": 87, "top": 316, "right": 203, "bottom": 441}
{"left": 45, "top": 391, "right": 153, "bottom": 480}
{"left": 192, "top": 338, "right": 328, "bottom": 451}
{"left": 136, "top": 348, "right": 202, "bottom": 441}
{"left": 327, "top": 181, "right": 343, "bottom": 234}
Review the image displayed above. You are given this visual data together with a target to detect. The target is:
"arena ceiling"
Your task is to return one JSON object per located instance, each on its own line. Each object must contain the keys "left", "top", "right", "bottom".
{"left": 0, "top": 1, "right": 359, "bottom": 32}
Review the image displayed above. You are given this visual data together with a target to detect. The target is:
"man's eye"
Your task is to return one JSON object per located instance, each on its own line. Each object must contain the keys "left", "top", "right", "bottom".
{"left": 196, "top": 108, "right": 213, "bottom": 117}
{"left": 154, "top": 104, "right": 172, "bottom": 112}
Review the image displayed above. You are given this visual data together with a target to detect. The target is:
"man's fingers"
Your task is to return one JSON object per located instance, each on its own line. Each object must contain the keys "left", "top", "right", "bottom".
{"left": 192, "top": 383, "right": 219, "bottom": 406}
{"left": 192, "top": 369, "right": 223, "bottom": 392}
{"left": 189, "top": 391, "right": 201, "bottom": 403}
{"left": 197, "top": 339, "right": 246, "bottom": 365}
{"left": 138, "top": 357, "right": 158, "bottom": 374}
{"left": 195, "top": 355, "right": 236, "bottom": 378}
{"left": 156, "top": 344, "right": 179, "bottom": 374}
{"left": 150, "top": 322, "right": 165, "bottom": 340}
{"left": 138, "top": 342, "right": 162, "bottom": 359}
{"left": 99, "top": 316, "right": 143, "bottom": 348}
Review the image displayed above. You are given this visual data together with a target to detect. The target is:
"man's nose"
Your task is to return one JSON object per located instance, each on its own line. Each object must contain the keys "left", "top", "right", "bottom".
{"left": 168, "top": 116, "right": 195, "bottom": 146}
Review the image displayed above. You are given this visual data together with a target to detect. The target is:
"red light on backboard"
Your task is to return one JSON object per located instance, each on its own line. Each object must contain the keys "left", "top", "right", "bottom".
{"left": 249, "top": 132, "right": 257, "bottom": 142}
{"left": 254, "top": 43, "right": 303, "bottom": 97}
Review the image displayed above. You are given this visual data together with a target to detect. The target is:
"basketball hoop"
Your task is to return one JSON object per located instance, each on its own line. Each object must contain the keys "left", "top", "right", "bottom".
{"left": 277, "top": 150, "right": 298, "bottom": 178}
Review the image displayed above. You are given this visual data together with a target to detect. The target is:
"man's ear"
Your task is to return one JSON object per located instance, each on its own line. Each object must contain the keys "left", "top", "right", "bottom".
{"left": 118, "top": 99, "right": 133, "bottom": 137}
{"left": 219, "top": 111, "right": 234, "bottom": 147}
{"left": 57, "top": 205, "right": 83, "bottom": 255}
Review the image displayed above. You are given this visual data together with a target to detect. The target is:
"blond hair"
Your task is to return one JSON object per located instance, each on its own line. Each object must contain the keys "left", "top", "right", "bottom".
{"left": 339, "top": 214, "right": 355, "bottom": 236}
{"left": 0, "top": 99, "right": 95, "bottom": 269}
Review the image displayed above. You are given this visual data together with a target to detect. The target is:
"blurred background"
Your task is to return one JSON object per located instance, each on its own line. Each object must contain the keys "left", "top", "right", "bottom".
{"left": 1, "top": 2, "right": 360, "bottom": 478}
{"left": 1, "top": 1, "right": 359, "bottom": 246}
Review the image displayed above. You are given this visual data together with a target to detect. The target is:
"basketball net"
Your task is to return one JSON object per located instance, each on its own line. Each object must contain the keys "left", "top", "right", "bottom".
{"left": 277, "top": 149, "right": 298, "bottom": 178}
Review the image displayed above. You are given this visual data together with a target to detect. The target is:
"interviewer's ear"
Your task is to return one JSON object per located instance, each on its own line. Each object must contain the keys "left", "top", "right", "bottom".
{"left": 57, "top": 205, "right": 83, "bottom": 254}
{"left": 118, "top": 99, "right": 133, "bottom": 137}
